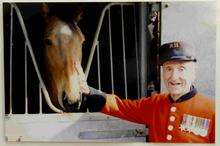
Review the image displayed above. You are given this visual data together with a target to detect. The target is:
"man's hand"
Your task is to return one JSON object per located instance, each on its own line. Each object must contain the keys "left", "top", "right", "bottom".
{"left": 81, "top": 87, "right": 107, "bottom": 112}
{"left": 63, "top": 86, "right": 107, "bottom": 112}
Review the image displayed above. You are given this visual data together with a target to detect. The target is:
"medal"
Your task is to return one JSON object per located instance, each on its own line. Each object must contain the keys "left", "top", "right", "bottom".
{"left": 179, "top": 114, "right": 210, "bottom": 137}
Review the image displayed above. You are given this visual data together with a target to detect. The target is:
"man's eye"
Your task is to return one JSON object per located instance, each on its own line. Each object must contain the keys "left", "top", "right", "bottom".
{"left": 165, "top": 67, "right": 172, "bottom": 72}
{"left": 178, "top": 67, "right": 185, "bottom": 71}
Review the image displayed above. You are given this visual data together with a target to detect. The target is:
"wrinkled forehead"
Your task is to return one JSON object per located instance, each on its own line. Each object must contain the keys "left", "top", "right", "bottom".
{"left": 163, "top": 60, "right": 196, "bottom": 68}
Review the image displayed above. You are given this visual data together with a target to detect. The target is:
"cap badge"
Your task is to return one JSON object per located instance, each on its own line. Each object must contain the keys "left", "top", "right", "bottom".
{"left": 169, "top": 42, "right": 180, "bottom": 49}
{"left": 179, "top": 114, "right": 210, "bottom": 137}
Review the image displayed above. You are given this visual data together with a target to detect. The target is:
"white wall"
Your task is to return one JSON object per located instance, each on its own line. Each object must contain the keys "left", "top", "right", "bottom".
{"left": 161, "top": 1, "right": 216, "bottom": 98}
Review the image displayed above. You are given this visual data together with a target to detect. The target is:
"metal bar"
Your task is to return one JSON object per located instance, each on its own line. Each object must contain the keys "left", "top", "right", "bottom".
{"left": 133, "top": 5, "right": 140, "bottom": 99}
{"left": 157, "top": 10, "right": 161, "bottom": 92}
{"left": 121, "top": 5, "right": 128, "bottom": 99}
{"left": 85, "top": 3, "right": 133, "bottom": 79}
{"left": 139, "top": 3, "right": 148, "bottom": 97}
{"left": 11, "top": 3, "right": 63, "bottom": 113}
{"left": 108, "top": 8, "right": 114, "bottom": 94}
{"left": 24, "top": 42, "right": 28, "bottom": 114}
{"left": 9, "top": 5, "right": 13, "bottom": 114}
{"left": 39, "top": 83, "right": 42, "bottom": 114}
{"left": 96, "top": 41, "right": 101, "bottom": 90}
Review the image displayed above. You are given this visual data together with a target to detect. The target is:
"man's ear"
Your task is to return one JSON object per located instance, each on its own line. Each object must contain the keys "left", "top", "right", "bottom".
{"left": 72, "top": 5, "right": 84, "bottom": 23}
{"left": 191, "top": 62, "right": 197, "bottom": 83}
{"left": 41, "top": 3, "right": 49, "bottom": 19}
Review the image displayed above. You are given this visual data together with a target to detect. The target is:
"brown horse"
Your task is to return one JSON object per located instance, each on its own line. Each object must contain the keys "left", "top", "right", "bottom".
{"left": 42, "top": 4, "right": 89, "bottom": 112}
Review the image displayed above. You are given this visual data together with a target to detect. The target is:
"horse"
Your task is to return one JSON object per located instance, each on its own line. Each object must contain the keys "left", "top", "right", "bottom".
{"left": 41, "top": 4, "right": 90, "bottom": 112}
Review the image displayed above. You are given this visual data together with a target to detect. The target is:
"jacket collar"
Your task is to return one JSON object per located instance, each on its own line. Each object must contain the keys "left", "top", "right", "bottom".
{"left": 168, "top": 86, "right": 197, "bottom": 103}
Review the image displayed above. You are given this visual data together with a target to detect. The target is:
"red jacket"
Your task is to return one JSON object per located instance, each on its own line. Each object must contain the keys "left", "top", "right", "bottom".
{"left": 101, "top": 93, "right": 215, "bottom": 143}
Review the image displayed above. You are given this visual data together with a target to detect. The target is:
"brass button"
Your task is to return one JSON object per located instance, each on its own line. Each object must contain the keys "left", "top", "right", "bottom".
{"left": 170, "top": 116, "right": 176, "bottom": 122}
{"left": 168, "top": 125, "right": 174, "bottom": 131}
{"left": 170, "top": 106, "right": 177, "bottom": 112}
{"left": 166, "top": 134, "right": 172, "bottom": 140}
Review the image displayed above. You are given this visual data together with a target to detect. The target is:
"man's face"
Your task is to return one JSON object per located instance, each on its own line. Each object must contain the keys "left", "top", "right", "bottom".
{"left": 162, "top": 60, "right": 196, "bottom": 99}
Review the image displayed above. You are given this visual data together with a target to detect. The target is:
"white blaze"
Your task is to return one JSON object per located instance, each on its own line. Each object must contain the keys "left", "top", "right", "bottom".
{"left": 60, "top": 25, "right": 72, "bottom": 36}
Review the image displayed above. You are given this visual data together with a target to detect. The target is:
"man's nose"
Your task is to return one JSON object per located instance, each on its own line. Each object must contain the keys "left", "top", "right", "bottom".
{"left": 170, "top": 69, "right": 180, "bottom": 80}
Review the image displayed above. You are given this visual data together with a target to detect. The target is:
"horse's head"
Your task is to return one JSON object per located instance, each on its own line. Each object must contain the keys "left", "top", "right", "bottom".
{"left": 42, "top": 4, "right": 89, "bottom": 112}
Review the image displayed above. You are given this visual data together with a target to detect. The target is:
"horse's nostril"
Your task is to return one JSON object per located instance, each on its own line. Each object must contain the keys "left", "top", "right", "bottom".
{"left": 73, "top": 100, "right": 81, "bottom": 110}
{"left": 62, "top": 91, "right": 83, "bottom": 112}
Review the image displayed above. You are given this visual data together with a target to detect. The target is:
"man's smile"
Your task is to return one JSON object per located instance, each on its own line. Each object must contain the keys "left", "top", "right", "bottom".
{"left": 168, "top": 81, "right": 182, "bottom": 87}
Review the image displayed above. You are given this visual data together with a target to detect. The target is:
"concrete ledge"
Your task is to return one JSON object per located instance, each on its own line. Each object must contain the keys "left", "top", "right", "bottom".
{"left": 4, "top": 113, "right": 147, "bottom": 142}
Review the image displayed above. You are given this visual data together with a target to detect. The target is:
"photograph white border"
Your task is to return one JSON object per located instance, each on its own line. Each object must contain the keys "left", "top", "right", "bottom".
{"left": 0, "top": 0, "right": 219, "bottom": 146}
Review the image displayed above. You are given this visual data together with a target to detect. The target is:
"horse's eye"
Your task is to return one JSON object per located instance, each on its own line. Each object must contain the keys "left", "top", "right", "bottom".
{"left": 44, "top": 38, "right": 52, "bottom": 46}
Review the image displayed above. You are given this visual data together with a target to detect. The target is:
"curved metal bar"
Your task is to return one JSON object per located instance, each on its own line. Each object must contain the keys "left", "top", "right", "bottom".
{"left": 108, "top": 8, "right": 114, "bottom": 94}
{"left": 96, "top": 41, "right": 101, "bottom": 90}
{"left": 85, "top": 2, "right": 134, "bottom": 79}
{"left": 11, "top": 3, "right": 63, "bottom": 113}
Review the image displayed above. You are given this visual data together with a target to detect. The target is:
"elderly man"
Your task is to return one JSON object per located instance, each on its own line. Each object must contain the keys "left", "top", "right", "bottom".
{"left": 66, "top": 41, "right": 215, "bottom": 143}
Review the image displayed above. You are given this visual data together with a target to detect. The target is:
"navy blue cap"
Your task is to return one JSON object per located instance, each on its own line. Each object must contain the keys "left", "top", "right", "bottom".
{"left": 159, "top": 41, "right": 197, "bottom": 65}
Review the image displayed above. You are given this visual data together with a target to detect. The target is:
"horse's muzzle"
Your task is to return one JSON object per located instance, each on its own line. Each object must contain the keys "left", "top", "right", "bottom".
{"left": 62, "top": 91, "right": 86, "bottom": 112}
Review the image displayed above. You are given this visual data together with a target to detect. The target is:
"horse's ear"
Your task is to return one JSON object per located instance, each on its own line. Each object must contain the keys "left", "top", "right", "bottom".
{"left": 72, "top": 6, "right": 84, "bottom": 23}
{"left": 41, "top": 3, "right": 49, "bottom": 19}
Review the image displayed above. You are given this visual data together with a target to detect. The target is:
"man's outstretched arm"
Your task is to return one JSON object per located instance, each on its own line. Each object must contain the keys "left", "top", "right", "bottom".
{"left": 72, "top": 87, "right": 153, "bottom": 125}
